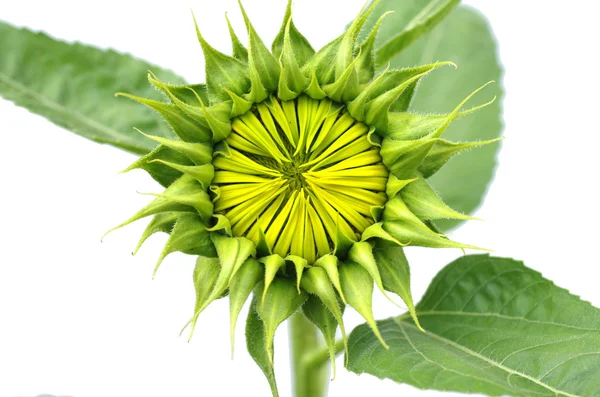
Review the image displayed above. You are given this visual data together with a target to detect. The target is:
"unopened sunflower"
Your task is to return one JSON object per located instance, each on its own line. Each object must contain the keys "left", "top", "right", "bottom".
{"left": 108, "top": 0, "right": 497, "bottom": 391}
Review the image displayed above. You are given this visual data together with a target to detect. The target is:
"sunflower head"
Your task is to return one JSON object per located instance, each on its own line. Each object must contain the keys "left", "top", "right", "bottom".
{"left": 109, "top": 0, "right": 497, "bottom": 390}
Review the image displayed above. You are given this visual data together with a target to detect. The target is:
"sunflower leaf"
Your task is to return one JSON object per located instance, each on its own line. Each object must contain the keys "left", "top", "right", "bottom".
{"left": 0, "top": 21, "right": 185, "bottom": 155}
{"left": 348, "top": 255, "right": 600, "bottom": 397}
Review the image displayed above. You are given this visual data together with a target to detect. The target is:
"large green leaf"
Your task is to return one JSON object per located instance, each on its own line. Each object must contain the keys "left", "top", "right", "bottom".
{"left": 0, "top": 21, "right": 185, "bottom": 155}
{"left": 367, "top": 3, "right": 503, "bottom": 231}
{"left": 347, "top": 255, "right": 600, "bottom": 397}
{"left": 373, "top": 0, "right": 460, "bottom": 66}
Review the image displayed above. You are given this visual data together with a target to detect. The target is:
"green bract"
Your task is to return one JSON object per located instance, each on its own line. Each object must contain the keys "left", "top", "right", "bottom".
{"left": 108, "top": 0, "right": 497, "bottom": 393}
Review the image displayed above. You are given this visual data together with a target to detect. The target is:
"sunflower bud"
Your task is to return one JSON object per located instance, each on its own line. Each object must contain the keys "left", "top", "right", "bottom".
{"left": 109, "top": 0, "right": 497, "bottom": 392}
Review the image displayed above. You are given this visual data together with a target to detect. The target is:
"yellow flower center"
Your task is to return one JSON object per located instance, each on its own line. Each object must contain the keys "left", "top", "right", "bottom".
{"left": 213, "top": 95, "right": 388, "bottom": 263}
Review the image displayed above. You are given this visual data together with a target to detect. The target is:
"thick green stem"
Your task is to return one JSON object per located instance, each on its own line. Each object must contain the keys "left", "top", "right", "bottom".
{"left": 289, "top": 312, "right": 330, "bottom": 397}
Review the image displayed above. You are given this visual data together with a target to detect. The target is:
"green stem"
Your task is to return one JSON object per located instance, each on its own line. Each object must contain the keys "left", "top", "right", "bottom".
{"left": 289, "top": 312, "right": 330, "bottom": 397}
{"left": 303, "top": 338, "right": 345, "bottom": 370}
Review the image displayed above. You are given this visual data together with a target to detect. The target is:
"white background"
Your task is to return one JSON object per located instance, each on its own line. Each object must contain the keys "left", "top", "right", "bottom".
{"left": 1, "top": 1, "right": 599, "bottom": 397}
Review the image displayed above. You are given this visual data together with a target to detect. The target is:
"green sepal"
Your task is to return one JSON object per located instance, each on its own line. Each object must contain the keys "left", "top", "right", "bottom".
{"left": 380, "top": 84, "right": 496, "bottom": 179}
{"left": 334, "top": 215, "right": 355, "bottom": 258}
{"left": 361, "top": 222, "right": 409, "bottom": 246}
{"left": 200, "top": 101, "right": 232, "bottom": 143}
{"left": 116, "top": 92, "right": 211, "bottom": 142}
{"left": 225, "top": 13, "right": 249, "bottom": 63}
{"left": 207, "top": 214, "right": 233, "bottom": 236}
{"left": 259, "top": 254, "right": 286, "bottom": 304}
{"left": 314, "top": 254, "right": 346, "bottom": 303}
{"left": 304, "top": 70, "right": 327, "bottom": 100}
{"left": 384, "top": 89, "right": 496, "bottom": 140}
{"left": 383, "top": 195, "right": 445, "bottom": 234}
{"left": 189, "top": 233, "right": 255, "bottom": 334}
{"left": 153, "top": 213, "right": 216, "bottom": 277}
{"left": 359, "top": 63, "right": 454, "bottom": 132}
{"left": 385, "top": 174, "right": 415, "bottom": 198}
{"left": 229, "top": 258, "right": 263, "bottom": 356}
{"left": 380, "top": 137, "right": 438, "bottom": 180}
{"left": 348, "top": 241, "right": 397, "bottom": 306}
{"left": 370, "top": 205, "right": 384, "bottom": 223}
{"left": 272, "top": 0, "right": 314, "bottom": 65}
{"left": 424, "top": 81, "right": 496, "bottom": 141}
{"left": 135, "top": 132, "right": 212, "bottom": 165}
{"left": 385, "top": 112, "right": 457, "bottom": 140}
{"left": 245, "top": 298, "right": 279, "bottom": 397}
{"left": 278, "top": 18, "right": 310, "bottom": 101}
{"left": 372, "top": 239, "right": 422, "bottom": 331}
{"left": 355, "top": 11, "right": 393, "bottom": 84}
{"left": 286, "top": 255, "right": 308, "bottom": 293}
{"left": 144, "top": 187, "right": 213, "bottom": 223}
{"left": 211, "top": 233, "right": 256, "bottom": 286}
{"left": 158, "top": 82, "right": 209, "bottom": 106}
{"left": 213, "top": 140, "right": 231, "bottom": 158}
{"left": 383, "top": 196, "right": 469, "bottom": 250}
{"left": 256, "top": 229, "right": 272, "bottom": 258}
{"left": 339, "top": 261, "right": 388, "bottom": 348}
{"left": 103, "top": 175, "right": 201, "bottom": 238}
{"left": 224, "top": 87, "right": 253, "bottom": 118}
{"left": 335, "top": 0, "right": 378, "bottom": 79}
{"left": 322, "top": 57, "right": 360, "bottom": 103}
{"left": 149, "top": 160, "right": 214, "bottom": 190}
{"left": 301, "top": 35, "right": 343, "bottom": 85}
{"left": 390, "top": 82, "right": 416, "bottom": 112}
{"left": 302, "top": 295, "right": 342, "bottom": 377}
{"left": 121, "top": 144, "right": 193, "bottom": 187}
{"left": 277, "top": 67, "right": 300, "bottom": 102}
{"left": 192, "top": 13, "right": 250, "bottom": 102}
{"left": 132, "top": 212, "right": 179, "bottom": 255}
{"left": 419, "top": 138, "right": 502, "bottom": 178}
{"left": 400, "top": 176, "right": 475, "bottom": 221}
{"left": 238, "top": 0, "right": 280, "bottom": 101}
{"left": 147, "top": 72, "right": 212, "bottom": 129}
{"left": 300, "top": 266, "right": 348, "bottom": 358}
{"left": 188, "top": 256, "right": 221, "bottom": 334}
{"left": 255, "top": 279, "right": 308, "bottom": 363}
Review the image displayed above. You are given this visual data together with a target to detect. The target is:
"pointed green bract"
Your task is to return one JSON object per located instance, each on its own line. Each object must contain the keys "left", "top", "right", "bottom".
{"left": 122, "top": 145, "right": 193, "bottom": 187}
{"left": 225, "top": 13, "right": 249, "bottom": 63}
{"left": 400, "top": 177, "right": 475, "bottom": 221}
{"left": 117, "top": 92, "right": 211, "bottom": 143}
{"left": 260, "top": 255, "right": 287, "bottom": 303}
{"left": 339, "top": 262, "right": 388, "bottom": 349}
{"left": 133, "top": 212, "right": 179, "bottom": 255}
{"left": 246, "top": 298, "right": 279, "bottom": 397}
{"left": 302, "top": 295, "right": 341, "bottom": 377}
{"left": 256, "top": 279, "right": 307, "bottom": 363}
{"left": 189, "top": 256, "right": 221, "bottom": 333}
{"left": 300, "top": 266, "right": 348, "bottom": 358}
{"left": 229, "top": 258, "right": 263, "bottom": 355}
{"left": 150, "top": 160, "right": 214, "bottom": 190}
{"left": 238, "top": 1, "right": 280, "bottom": 102}
{"left": 272, "top": 0, "right": 315, "bottom": 65}
{"left": 419, "top": 138, "right": 502, "bottom": 178}
{"left": 153, "top": 213, "right": 215, "bottom": 277}
{"left": 193, "top": 13, "right": 250, "bottom": 102}
{"left": 355, "top": 11, "right": 393, "bottom": 84}
{"left": 372, "top": 239, "right": 421, "bottom": 330}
